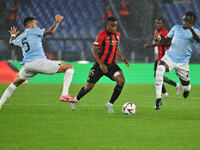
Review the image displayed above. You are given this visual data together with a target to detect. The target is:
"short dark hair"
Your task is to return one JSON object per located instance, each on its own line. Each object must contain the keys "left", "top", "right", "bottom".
{"left": 106, "top": 16, "right": 117, "bottom": 23}
{"left": 155, "top": 17, "right": 165, "bottom": 23}
{"left": 23, "top": 17, "right": 36, "bottom": 27}
{"left": 185, "top": 11, "right": 196, "bottom": 24}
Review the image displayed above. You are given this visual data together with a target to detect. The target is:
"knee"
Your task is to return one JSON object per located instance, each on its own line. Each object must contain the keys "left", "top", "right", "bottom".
{"left": 65, "top": 64, "right": 74, "bottom": 70}
{"left": 61, "top": 62, "right": 74, "bottom": 70}
{"left": 155, "top": 65, "right": 166, "bottom": 84}
{"left": 117, "top": 78, "right": 125, "bottom": 87}
{"left": 156, "top": 65, "right": 165, "bottom": 78}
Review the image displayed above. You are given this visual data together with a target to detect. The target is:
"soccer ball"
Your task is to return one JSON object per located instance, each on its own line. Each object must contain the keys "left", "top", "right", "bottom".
{"left": 122, "top": 102, "right": 136, "bottom": 115}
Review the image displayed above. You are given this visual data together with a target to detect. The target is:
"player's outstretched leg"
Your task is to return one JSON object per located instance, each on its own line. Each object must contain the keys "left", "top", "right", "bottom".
{"left": 155, "top": 65, "right": 166, "bottom": 110}
{"left": 0, "top": 75, "right": 25, "bottom": 110}
{"left": 58, "top": 63, "right": 77, "bottom": 103}
{"left": 71, "top": 83, "right": 95, "bottom": 110}
{"left": 0, "top": 83, "right": 16, "bottom": 110}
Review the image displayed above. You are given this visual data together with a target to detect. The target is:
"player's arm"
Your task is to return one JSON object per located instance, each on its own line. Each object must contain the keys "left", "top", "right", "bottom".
{"left": 44, "top": 15, "right": 64, "bottom": 36}
{"left": 144, "top": 42, "right": 158, "bottom": 48}
{"left": 92, "top": 46, "right": 108, "bottom": 73}
{"left": 189, "top": 28, "right": 200, "bottom": 42}
{"left": 155, "top": 37, "right": 172, "bottom": 46}
{"left": 145, "top": 35, "right": 163, "bottom": 48}
{"left": 8, "top": 26, "right": 19, "bottom": 45}
{"left": 184, "top": 23, "right": 200, "bottom": 42}
{"left": 117, "top": 47, "right": 129, "bottom": 67}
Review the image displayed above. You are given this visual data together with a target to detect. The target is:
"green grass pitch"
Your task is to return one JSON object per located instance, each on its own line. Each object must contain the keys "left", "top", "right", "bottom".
{"left": 0, "top": 83, "right": 200, "bottom": 150}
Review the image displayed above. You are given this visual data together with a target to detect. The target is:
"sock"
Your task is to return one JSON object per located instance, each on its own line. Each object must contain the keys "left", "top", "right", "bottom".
{"left": 155, "top": 65, "right": 165, "bottom": 99}
{"left": 62, "top": 68, "right": 74, "bottom": 96}
{"left": 163, "top": 76, "right": 176, "bottom": 86}
{"left": 182, "top": 84, "right": 191, "bottom": 91}
{"left": 109, "top": 84, "right": 123, "bottom": 104}
{"left": 0, "top": 83, "right": 16, "bottom": 106}
{"left": 76, "top": 87, "right": 89, "bottom": 100}
{"left": 162, "top": 84, "right": 167, "bottom": 93}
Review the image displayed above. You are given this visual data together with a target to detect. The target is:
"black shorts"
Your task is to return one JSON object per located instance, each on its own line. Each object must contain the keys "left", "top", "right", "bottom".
{"left": 87, "top": 63, "right": 122, "bottom": 83}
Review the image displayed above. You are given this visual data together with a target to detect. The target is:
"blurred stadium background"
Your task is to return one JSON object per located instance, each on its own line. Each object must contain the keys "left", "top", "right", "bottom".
{"left": 0, "top": 0, "right": 200, "bottom": 83}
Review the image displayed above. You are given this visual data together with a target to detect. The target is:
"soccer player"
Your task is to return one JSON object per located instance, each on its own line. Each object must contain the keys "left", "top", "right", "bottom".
{"left": 0, "top": 15, "right": 78, "bottom": 110}
{"left": 71, "top": 16, "right": 129, "bottom": 113}
{"left": 154, "top": 11, "right": 200, "bottom": 110}
{"left": 145, "top": 18, "right": 181, "bottom": 98}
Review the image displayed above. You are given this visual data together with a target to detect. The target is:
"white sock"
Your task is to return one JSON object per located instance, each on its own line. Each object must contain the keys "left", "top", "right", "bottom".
{"left": 0, "top": 83, "right": 17, "bottom": 106}
{"left": 182, "top": 84, "right": 191, "bottom": 91}
{"left": 176, "top": 83, "right": 180, "bottom": 88}
{"left": 62, "top": 68, "right": 74, "bottom": 96}
{"left": 155, "top": 65, "right": 165, "bottom": 99}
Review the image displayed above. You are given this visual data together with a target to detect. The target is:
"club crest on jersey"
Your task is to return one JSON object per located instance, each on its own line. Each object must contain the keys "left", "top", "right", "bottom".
{"left": 116, "top": 35, "right": 119, "bottom": 40}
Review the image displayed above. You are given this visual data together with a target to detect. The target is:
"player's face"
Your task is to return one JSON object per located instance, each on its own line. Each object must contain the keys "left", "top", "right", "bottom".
{"left": 155, "top": 20, "right": 163, "bottom": 30}
{"left": 182, "top": 15, "right": 194, "bottom": 29}
{"left": 30, "top": 20, "right": 37, "bottom": 28}
{"left": 106, "top": 21, "right": 117, "bottom": 33}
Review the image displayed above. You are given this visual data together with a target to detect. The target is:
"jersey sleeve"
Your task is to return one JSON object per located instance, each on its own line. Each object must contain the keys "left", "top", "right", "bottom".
{"left": 167, "top": 25, "right": 176, "bottom": 39}
{"left": 13, "top": 35, "right": 23, "bottom": 47}
{"left": 94, "top": 32, "right": 105, "bottom": 47}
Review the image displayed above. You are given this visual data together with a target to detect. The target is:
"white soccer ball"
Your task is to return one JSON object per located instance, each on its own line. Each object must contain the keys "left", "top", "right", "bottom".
{"left": 122, "top": 102, "right": 136, "bottom": 115}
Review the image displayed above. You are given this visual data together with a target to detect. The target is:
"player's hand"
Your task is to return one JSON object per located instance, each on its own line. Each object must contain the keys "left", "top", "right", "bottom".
{"left": 144, "top": 44, "right": 152, "bottom": 48}
{"left": 55, "top": 15, "right": 64, "bottom": 23}
{"left": 100, "top": 63, "right": 108, "bottom": 73}
{"left": 8, "top": 26, "right": 19, "bottom": 36}
{"left": 122, "top": 58, "right": 129, "bottom": 67}
{"left": 154, "top": 40, "right": 160, "bottom": 46}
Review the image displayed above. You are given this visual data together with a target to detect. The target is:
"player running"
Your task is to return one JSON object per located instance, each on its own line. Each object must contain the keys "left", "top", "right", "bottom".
{"left": 0, "top": 15, "right": 78, "bottom": 110}
{"left": 145, "top": 17, "right": 181, "bottom": 98}
{"left": 71, "top": 16, "right": 129, "bottom": 113}
{"left": 154, "top": 11, "right": 200, "bottom": 110}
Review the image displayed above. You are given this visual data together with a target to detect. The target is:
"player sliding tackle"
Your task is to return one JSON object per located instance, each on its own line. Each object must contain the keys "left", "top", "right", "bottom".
{"left": 154, "top": 11, "right": 200, "bottom": 110}
{"left": 0, "top": 15, "right": 78, "bottom": 110}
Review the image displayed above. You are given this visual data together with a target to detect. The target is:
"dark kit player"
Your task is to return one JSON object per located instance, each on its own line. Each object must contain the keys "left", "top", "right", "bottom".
{"left": 71, "top": 17, "right": 129, "bottom": 113}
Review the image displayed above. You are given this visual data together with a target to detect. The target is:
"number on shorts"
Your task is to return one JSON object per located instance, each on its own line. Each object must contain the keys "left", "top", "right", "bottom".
{"left": 186, "top": 71, "right": 190, "bottom": 77}
{"left": 22, "top": 38, "right": 30, "bottom": 52}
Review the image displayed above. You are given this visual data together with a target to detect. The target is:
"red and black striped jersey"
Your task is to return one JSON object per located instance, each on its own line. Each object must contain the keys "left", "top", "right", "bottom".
{"left": 94, "top": 29, "right": 120, "bottom": 64}
{"left": 154, "top": 27, "right": 169, "bottom": 60}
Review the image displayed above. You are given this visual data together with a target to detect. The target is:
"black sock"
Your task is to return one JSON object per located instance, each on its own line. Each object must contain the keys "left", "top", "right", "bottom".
{"left": 162, "top": 84, "right": 167, "bottom": 93}
{"left": 76, "top": 87, "right": 89, "bottom": 101}
{"left": 163, "top": 76, "right": 176, "bottom": 86}
{"left": 109, "top": 84, "right": 123, "bottom": 104}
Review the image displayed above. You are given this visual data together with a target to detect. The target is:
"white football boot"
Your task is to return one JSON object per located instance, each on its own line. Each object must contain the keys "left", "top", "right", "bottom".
{"left": 70, "top": 97, "right": 78, "bottom": 111}
{"left": 105, "top": 102, "right": 114, "bottom": 114}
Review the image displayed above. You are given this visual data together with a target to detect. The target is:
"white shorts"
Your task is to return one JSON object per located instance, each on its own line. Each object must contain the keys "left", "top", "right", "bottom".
{"left": 161, "top": 55, "right": 190, "bottom": 81}
{"left": 19, "top": 59, "right": 62, "bottom": 80}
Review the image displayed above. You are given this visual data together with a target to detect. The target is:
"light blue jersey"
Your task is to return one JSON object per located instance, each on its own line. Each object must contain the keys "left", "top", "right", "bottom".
{"left": 166, "top": 25, "right": 200, "bottom": 63}
{"left": 13, "top": 27, "right": 46, "bottom": 64}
